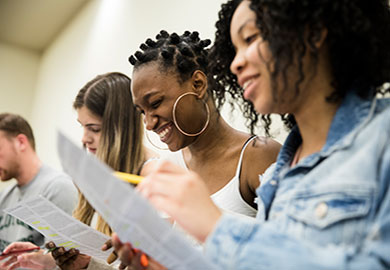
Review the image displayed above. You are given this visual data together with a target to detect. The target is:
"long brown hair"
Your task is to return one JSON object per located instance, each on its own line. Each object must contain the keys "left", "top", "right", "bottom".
{"left": 72, "top": 72, "right": 144, "bottom": 235}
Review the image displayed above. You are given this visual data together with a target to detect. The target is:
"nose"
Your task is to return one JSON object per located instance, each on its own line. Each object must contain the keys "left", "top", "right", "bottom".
{"left": 230, "top": 50, "right": 245, "bottom": 76}
{"left": 143, "top": 112, "right": 158, "bottom": 131}
{"left": 81, "top": 129, "right": 92, "bottom": 146}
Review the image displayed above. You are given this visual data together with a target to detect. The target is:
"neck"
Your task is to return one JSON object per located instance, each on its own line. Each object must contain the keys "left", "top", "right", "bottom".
{"left": 294, "top": 73, "right": 340, "bottom": 161}
{"left": 16, "top": 152, "right": 42, "bottom": 187}
{"left": 183, "top": 108, "right": 239, "bottom": 161}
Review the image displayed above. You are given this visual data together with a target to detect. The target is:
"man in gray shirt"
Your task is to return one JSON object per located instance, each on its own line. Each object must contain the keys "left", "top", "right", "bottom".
{"left": 0, "top": 113, "right": 78, "bottom": 251}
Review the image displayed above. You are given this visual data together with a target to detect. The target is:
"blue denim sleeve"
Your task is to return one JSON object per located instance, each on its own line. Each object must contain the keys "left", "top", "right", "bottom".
{"left": 205, "top": 214, "right": 346, "bottom": 270}
{"left": 204, "top": 143, "right": 390, "bottom": 270}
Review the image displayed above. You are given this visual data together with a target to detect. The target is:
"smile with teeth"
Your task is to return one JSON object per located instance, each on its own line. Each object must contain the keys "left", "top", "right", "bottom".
{"left": 157, "top": 124, "right": 172, "bottom": 141}
{"left": 243, "top": 79, "right": 254, "bottom": 90}
{"left": 242, "top": 78, "right": 254, "bottom": 90}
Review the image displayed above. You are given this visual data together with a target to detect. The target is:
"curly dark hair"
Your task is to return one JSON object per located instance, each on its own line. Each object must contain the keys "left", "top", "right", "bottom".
{"left": 209, "top": 0, "right": 390, "bottom": 133}
{"left": 129, "top": 30, "right": 211, "bottom": 85}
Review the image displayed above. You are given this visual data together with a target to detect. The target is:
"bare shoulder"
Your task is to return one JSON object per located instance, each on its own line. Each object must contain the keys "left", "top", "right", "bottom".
{"left": 246, "top": 136, "right": 281, "bottom": 170}
{"left": 240, "top": 136, "right": 281, "bottom": 192}
{"left": 235, "top": 135, "right": 280, "bottom": 205}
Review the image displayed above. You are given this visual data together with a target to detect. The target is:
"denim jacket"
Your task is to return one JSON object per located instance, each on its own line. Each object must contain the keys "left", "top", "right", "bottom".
{"left": 205, "top": 92, "right": 390, "bottom": 270}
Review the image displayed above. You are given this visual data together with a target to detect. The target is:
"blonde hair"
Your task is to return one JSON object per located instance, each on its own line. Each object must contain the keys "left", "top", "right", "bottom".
{"left": 72, "top": 72, "right": 145, "bottom": 235}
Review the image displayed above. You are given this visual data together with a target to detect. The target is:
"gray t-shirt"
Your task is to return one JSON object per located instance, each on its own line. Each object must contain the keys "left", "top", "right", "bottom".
{"left": 0, "top": 164, "right": 78, "bottom": 251}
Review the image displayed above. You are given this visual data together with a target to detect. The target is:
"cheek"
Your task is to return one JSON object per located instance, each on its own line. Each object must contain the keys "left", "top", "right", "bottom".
{"left": 247, "top": 41, "right": 273, "bottom": 70}
{"left": 94, "top": 133, "right": 101, "bottom": 145}
{"left": 246, "top": 43, "right": 260, "bottom": 65}
{"left": 259, "top": 42, "right": 273, "bottom": 64}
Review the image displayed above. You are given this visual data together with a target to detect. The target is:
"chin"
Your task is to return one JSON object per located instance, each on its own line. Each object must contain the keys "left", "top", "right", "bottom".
{"left": 253, "top": 98, "right": 279, "bottom": 115}
{"left": 167, "top": 143, "right": 181, "bottom": 152}
{"left": 254, "top": 105, "right": 272, "bottom": 115}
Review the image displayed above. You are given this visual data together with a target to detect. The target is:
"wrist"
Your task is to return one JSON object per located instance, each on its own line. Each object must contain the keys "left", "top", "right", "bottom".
{"left": 81, "top": 256, "right": 92, "bottom": 269}
{"left": 199, "top": 208, "right": 223, "bottom": 243}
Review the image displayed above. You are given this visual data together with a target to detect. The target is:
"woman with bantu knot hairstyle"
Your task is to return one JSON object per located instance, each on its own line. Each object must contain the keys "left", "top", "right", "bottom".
{"left": 129, "top": 29, "right": 280, "bottom": 211}
{"left": 107, "top": 29, "right": 279, "bottom": 268}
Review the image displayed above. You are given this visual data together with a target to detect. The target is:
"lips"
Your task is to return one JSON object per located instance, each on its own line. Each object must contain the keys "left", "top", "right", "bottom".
{"left": 155, "top": 122, "right": 173, "bottom": 143}
{"left": 239, "top": 75, "right": 260, "bottom": 100}
{"left": 243, "top": 79, "right": 254, "bottom": 90}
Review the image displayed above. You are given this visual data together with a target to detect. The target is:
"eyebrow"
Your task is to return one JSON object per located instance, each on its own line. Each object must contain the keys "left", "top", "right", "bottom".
{"left": 85, "top": 123, "right": 101, "bottom": 127}
{"left": 238, "top": 18, "right": 257, "bottom": 34}
{"left": 134, "top": 89, "right": 162, "bottom": 111}
{"left": 77, "top": 119, "right": 101, "bottom": 127}
{"left": 136, "top": 90, "right": 161, "bottom": 109}
{"left": 142, "top": 90, "right": 160, "bottom": 103}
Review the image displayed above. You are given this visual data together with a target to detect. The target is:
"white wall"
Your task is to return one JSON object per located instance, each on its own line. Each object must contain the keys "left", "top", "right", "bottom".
{"left": 0, "top": 42, "right": 40, "bottom": 190}
{"left": 0, "top": 42, "right": 39, "bottom": 120}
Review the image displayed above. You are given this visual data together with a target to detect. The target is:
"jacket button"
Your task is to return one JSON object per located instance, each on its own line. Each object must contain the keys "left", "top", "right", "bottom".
{"left": 270, "top": 180, "right": 277, "bottom": 186}
{"left": 315, "top": 202, "right": 328, "bottom": 218}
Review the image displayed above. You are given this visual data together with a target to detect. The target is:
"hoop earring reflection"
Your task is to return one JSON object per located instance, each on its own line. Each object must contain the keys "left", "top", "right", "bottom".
{"left": 172, "top": 92, "right": 210, "bottom": 137}
{"left": 145, "top": 129, "right": 169, "bottom": 151}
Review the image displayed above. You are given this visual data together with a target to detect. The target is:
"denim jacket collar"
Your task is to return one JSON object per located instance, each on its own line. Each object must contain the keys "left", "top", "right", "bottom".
{"left": 257, "top": 91, "right": 377, "bottom": 219}
{"left": 274, "top": 91, "right": 376, "bottom": 179}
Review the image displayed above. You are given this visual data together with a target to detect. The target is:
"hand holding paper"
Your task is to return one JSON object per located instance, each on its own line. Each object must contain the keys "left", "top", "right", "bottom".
{"left": 0, "top": 242, "right": 56, "bottom": 270}
{"left": 57, "top": 131, "right": 215, "bottom": 270}
{"left": 45, "top": 241, "right": 91, "bottom": 270}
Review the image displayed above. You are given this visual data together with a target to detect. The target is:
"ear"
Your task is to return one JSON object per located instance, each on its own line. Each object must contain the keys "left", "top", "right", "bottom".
{"left": 191, "top": 70, "right": 208, "bottom": 99}
{"left": 14, "top": 134, "right": 29, "bottom": 152}
{"left": 313, "top": 28, "right": 328, "bottom": 49}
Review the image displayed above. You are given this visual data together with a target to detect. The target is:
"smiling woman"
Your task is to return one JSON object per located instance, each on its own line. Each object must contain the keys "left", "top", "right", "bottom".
{"left": 129, "top": 30, "right": 280, "bottom": 216}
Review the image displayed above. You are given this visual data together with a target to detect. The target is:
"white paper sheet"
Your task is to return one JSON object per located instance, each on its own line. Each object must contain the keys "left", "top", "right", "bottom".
{"left": 57, "top": 132, "right": 215, "bottom": 270}
{"left": 4, "top": 196, "right": 111, "bottom": 261}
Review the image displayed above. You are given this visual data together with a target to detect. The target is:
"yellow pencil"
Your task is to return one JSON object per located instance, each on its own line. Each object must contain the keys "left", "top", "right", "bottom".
{"left": 114, "top": 171, "right": 144, "bottom": 185}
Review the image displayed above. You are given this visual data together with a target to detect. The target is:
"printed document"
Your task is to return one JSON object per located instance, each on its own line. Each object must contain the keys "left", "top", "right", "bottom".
{"left": 56, "top": 132, "right": 215, "bottom": 270}
{"left": 4, "top": 196, "right": 110, "bottom": 260}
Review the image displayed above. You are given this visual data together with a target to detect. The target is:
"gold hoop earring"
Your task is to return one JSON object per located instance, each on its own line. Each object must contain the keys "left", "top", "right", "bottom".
{"left": 144, "top": 129, "right": 169, "bottom": 151}
{"left": 172, "top": 92, "right": 210, "bottom": 137}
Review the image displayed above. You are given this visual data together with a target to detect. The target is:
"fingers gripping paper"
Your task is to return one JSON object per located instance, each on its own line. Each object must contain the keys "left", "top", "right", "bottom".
{"left": 57, "top": 132, "right": 216, "bottom": 270}
{"left": 4, "top": 196, "right": 111, "bottom": 260}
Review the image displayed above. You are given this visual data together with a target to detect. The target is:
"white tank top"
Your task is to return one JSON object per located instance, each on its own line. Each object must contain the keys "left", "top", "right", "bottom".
{"left": 165, "top": 136, "right": 257, "bottom": 218}
{"left": 210, "top": 136, "right": 257, "bottom": 217}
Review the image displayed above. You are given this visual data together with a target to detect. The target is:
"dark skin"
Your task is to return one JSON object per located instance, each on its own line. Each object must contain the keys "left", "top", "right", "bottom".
{"left": 132, "top": 63, "right": 281, "bottom": 208}
{"left": 105, "top": 234, "right": 166, "bottom": 270}
{"left": 45, "top": 242, "right": 90, "bottom": 270}
{"left": 46, "top": 240, "right": 123, "bottom": 270}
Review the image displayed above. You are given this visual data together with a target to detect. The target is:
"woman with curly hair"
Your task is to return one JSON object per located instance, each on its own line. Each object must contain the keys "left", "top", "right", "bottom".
{"left": 112, "top": 0, "right": 390, "bottom": 269}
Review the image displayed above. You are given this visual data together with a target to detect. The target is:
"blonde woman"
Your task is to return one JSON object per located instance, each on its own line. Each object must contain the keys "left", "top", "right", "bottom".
{"left": 0, "top": 72, "right": 157, "bottom": 270}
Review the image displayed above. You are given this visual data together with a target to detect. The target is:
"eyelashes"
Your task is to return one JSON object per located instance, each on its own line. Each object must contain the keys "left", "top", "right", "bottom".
{"left": 244, "top": 33, "right": 260, "bottom": 44}
{"left": 150, "top": 99, "right": 162, "bottom": 109}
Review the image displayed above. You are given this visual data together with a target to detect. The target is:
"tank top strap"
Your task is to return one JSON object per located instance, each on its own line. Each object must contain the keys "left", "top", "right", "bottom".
{"left": 234, "top": 135, "right": 257, "bottom": 177}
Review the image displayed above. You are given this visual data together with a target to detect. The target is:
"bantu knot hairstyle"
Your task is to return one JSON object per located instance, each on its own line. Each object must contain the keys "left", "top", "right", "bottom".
{"left": 129, "top": 30, "right": 211, "bottom": 83}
